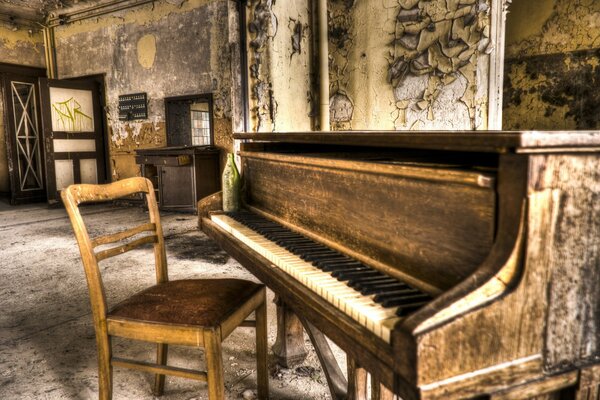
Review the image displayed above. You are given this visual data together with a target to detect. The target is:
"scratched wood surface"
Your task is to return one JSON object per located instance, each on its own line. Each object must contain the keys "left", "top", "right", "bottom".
{"left": 242, "top": 152, "right": 496, "bottom": 292}
{"left": 528, "top": 154, "right": 600, "bottom": 371}
{"left": 201, "top": 134, "right": 600, "bottom": 400}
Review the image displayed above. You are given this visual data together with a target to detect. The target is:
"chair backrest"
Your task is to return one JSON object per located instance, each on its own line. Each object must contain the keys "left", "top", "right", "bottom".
{"left": 61, "top": 177, "right": 167, "bottom": 328}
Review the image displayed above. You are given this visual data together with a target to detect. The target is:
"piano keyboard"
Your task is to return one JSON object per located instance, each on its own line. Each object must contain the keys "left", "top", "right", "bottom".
{"left": 211, "top": 211, "right": 433, "bottom": 343}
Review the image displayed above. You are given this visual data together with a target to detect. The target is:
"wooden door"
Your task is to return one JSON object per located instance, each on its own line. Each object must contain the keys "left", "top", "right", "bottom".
{"left": 39, "top": 78, "right": 106, "bottom": 204}
{"left": 2, "top": 73, "right": 46, "bottom": 204}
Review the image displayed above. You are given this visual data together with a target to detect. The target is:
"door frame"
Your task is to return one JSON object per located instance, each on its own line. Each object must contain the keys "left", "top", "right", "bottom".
{"left": 0, "top": 63, "right": 47, "bottom": 204}
{"left": 66, "top": 74, "right": 111, "bottom": 187}
{"left": 39, "top": 77, "right": 107, "bottom": 204}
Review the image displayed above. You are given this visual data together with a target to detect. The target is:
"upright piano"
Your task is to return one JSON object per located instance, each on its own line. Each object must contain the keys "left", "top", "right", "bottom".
{"left": 199, "top": 131, "right": 599, "bottom": 399}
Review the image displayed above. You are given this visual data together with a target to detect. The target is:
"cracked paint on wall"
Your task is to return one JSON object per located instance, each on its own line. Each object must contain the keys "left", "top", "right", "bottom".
{"left": 247, "top": 0, "right": 277, "bottom": 131}
{"left": 245, "top": 0, "right": 496, "bottom": 132}
{"left": 328, "top": 0, "right": 493, "bottom": 131}
{"left": 0, "top": 26, "right": 45, "bottom": 67}
{"left": 329, "top": 0, "right": 356, "bottom": 130}
{"left": 247, "top": 0, "right": 312, "bottom": 132}
{"left": 389, "top": 0, "right": 492, "bottom": 130}
{"left": 503, "top": 0, "right": 600, "bottom": 130}
{"left": 505, "top": 0, "right": 600, "bottom": 59}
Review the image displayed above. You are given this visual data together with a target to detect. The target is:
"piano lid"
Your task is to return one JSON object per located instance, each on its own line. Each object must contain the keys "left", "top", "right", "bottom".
{"left": 234, "top": 131, "right": 600, "bottom": 153}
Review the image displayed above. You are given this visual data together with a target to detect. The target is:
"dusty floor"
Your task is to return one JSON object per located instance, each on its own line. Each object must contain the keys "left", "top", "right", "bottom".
{"left": 0, "top": 199, "right": 345, "bottom": 399}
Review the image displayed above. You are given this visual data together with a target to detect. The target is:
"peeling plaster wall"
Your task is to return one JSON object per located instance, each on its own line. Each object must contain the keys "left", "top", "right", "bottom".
{"left": 348, "top": 0, "right": 493, "bottom": 130}
{"left": 246, "top": 0, "right": 313, "bottom": 132}
{"left": 0, "top": 27, "right": 45, "bottom": 67}
{"left": 503, "top": 0, "right": 600, "bottom": 130}
{"left": 0, "top": 27, "right": 45, "bottom": 194}
{"left": 54, "top": 0, "right": 236, "bottom": 181}
{"left": 247, "top": 0, "right": 495, "bottom": 132}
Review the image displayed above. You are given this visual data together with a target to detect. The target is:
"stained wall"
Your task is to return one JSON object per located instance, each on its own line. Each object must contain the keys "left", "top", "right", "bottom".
{"left": 0, "top": 27, "right": 45, "bottom": 194}
{"left": 246, "top": 0, "right": 498, "bottom": 132}
{"left": 54, "top": 0, "right": 239, "bottom": 180}
{"left": 503, "top": 0, "right": 600, "bottom": 130}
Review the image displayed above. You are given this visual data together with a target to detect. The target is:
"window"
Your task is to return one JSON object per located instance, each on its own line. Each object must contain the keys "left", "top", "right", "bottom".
{"left": 191, "top": 105, "right": 211, "bottom": 146}
{"left": 165, "top": 94, "right": 213, "bottom": 147}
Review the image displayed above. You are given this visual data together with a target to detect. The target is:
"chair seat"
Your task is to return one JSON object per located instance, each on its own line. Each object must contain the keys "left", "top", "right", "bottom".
{"left": 108, "top": 279, "right": 263, "bottom": 327}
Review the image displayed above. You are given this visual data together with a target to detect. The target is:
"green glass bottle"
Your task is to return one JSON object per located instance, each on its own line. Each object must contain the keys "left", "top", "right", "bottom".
{"left": 222, "top": 153, "right": 241, "bottom": 212}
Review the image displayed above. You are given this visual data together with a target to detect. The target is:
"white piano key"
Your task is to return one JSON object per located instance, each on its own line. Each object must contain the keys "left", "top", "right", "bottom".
{"left": 211, "top": 214, "right": 402, "bottom": 343}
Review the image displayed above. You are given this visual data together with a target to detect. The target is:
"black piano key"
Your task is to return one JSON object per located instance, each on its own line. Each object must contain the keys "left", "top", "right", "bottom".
{"left": 380, "top": 293, "right": 431, "bottom": 308}
{"left": 286, "top": 242, "right": 325, "bottom": 249}
{"left": 320, "top": 263, "right": 365, "bottom": 272}
{"left": 329, "top": 266, "right": 371, "bottom": 276}
{"left": 225, "top": 211, "right": 436, "bottom": 318}
{"left": 279, "top": 238, "right": 313, "bottom": 245}
{"left": 360, "top": 283, "right": 412, "bottom": 296}
{"left": 302, "top": 251, "right": 342, "bottom": 261}
{"left": 349, "top": 277, "right": 398, "bottom": 289}
{"left": 314, "top": 256, "right": 354, "bottom": 267}
{"left": 373, "top": 288, "right": 420, "bottom": 302}
{"left": 334, "top": 269, "right": 381, "bottom": 281}
{"left": 396, "top": 300, "right": 430, "bottom": 317}
{"left": 318, "top": 259, "right": 362, "bottom": 269}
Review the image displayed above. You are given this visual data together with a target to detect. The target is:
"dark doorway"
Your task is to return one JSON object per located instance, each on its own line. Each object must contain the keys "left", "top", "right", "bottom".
{"left": 39, "top": 77, "right": 107, "bottom": 205}
{"left": 165, "top": 94, "right": 214, "bottom": 147}
{"left": 0, "top": 63, "right": 47, "bottom": 205}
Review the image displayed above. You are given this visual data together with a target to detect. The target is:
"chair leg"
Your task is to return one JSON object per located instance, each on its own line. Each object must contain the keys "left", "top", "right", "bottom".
{"left": 153, "top": 343, "right": 168, "bottom": 396}
{"left": 256, "top": 290, "right": 269, "bottom": 399}
{"left": 97, "top": 334, "right": 113, "bottom": 400}
{"left": 204, "top": 328, "right": 225, "bottom": 400}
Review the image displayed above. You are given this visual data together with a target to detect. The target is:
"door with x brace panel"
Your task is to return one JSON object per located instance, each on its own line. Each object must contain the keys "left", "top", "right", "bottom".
{"left": 2, "top": 74, "right": 46, "bottom": 204}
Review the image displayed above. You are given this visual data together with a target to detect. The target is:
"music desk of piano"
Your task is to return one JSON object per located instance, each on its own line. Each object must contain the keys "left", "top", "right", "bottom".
{"left": 198, "top": 131, "right": 599, "bottom": 400}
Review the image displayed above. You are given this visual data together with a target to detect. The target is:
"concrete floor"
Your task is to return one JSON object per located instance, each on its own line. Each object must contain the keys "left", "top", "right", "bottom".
{"left": 0, "top": 199, "right": 343, "bottom": 399}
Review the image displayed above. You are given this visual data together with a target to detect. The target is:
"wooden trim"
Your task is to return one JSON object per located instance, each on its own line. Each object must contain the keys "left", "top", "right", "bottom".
{"left": 220, "top": 287, "right": 265, "bottom": 340}
{"left": 486, "top": 0, "right": 509, "bottom": 130}
{"left": 53, "top": 152, "right": 98, "bottom": 160}
{"left": 489, "top": 370, "right": 578, "bottom": 399}
{"left": 0, "top": 63, "right": 46, "bottom": 77}
{"left": 107, "top": 318, "right": 205, "bottom": 347}
{"left": 234, "top": 131, "right": 600, "bottom": 152}
{"left": 91, "top": 223, "right": 156, "bottom": 247}
{"left": 419, "top": 355, "right": 543, "bottom": 399}
{"left": 112, "top": 357, "right": 207, "bottom": 382}
{"left": 240, "top": 151, "right": 496, "bottom": 188}
{"left": 52, "top": 132, "right": 97, "bottom": 139}
{"left": 95, "top": 235, "right": 157, "bottom": 261}
{"left": 400, "top": 154, "right": 529, "bottom": 334}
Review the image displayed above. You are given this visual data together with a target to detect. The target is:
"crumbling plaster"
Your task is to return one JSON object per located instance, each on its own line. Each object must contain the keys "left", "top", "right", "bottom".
{"left": 53, "top": 0, "right": 236, "bottom": 181}
{"left": 247, "top": 0, "right": 496, "bottom": 132}
{"left": 503, "top": 0, "right": 600, "bottom": 130}
{"left": 0, "top": 26, "right": 45, "bottom": 67}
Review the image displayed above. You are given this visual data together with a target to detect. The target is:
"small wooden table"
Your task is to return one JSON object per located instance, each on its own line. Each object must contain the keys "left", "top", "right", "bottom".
{"left": 136, "top": 146, "right": 220, "bottom": 213}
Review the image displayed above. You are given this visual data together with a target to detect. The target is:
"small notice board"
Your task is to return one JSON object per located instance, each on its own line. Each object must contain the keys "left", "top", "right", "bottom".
{"left": 118, "top": 93, "right": 148, "bottom": 121}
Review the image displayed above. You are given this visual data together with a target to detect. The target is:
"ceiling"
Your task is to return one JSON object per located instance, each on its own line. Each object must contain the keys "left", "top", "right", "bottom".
{"left": 0, "top": 0, "right": 186, "bottom": 29}
{"left": 0, "top": 0, "right": 102, "bottom": 27}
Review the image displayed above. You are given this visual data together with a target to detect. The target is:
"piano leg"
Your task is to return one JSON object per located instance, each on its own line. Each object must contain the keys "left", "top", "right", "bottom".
{"left": 271, "top": 296, "right": 308, "bottom": 368}
{"left": 347, "top": 358, "right": 368, "bottom": 400}
{"left": 371, "top": 376, "right": 395, "bottom": 400}
{"left": 302, "top": 317, "right": 349, "bottom": 400}
{"left": 576, "top": 365, "right": 600, "bottom": 400}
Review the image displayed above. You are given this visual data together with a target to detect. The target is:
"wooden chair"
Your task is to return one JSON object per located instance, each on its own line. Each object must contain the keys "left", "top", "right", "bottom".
{"left": 61, "top": 177, "right": 268, "bottom": 400}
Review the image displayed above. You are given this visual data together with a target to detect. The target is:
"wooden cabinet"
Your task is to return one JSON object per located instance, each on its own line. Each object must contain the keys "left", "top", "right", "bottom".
{"left": 135, "top": 146, "right": 220, "bottom": 213}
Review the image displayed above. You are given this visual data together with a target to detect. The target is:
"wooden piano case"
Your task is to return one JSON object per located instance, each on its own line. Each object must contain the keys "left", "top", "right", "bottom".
{"left": 199, "top": 131, "right": 600, "bottom": 400}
